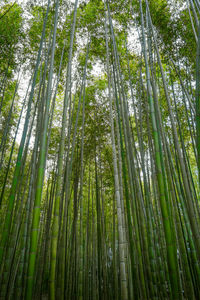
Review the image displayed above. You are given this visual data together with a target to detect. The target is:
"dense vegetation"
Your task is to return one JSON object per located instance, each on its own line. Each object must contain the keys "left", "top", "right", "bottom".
{"left": 0, "top": 0, "right": 200, "bottom": 299}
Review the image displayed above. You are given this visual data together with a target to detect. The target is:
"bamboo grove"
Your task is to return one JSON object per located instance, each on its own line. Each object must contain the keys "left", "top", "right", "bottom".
{"left": 1, "top": 0, "right": 200, "bottom": 299}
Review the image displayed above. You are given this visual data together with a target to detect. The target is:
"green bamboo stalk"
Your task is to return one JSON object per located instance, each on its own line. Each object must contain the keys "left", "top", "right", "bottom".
{"left": 139, "top": 1, "right": 181, "bottom": 298}
{"left": 0, "top": 0, "right": 50, "bottom": 269}
{"left": 25, "top": 1, "right": 59, "bottom": 298}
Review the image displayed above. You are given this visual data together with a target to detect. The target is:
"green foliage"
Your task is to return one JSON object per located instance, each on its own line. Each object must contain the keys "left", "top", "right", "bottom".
{"left": 0, "top": 2, "right": 24, "bottom": 76}
{"left": 0, "top": 80, "right": 19, "bottom": 138}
